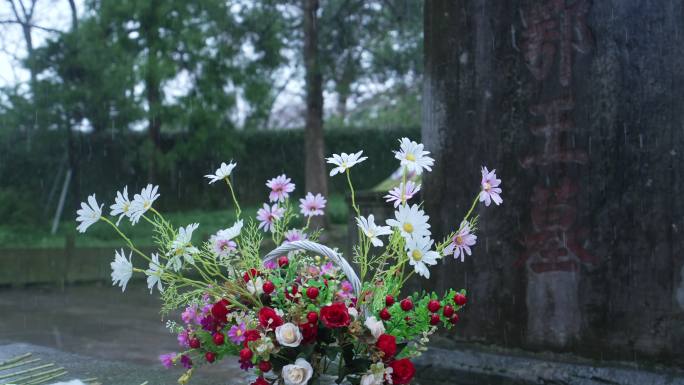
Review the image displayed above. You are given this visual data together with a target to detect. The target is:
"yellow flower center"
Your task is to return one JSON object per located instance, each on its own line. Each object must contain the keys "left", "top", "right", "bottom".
{"left": 411, "top": 249, "right": 422, "bottom": 261}
{"left": 403, "top": 222, "right": 414, "bottom": 233}
{"left": 456, "top": 235, "right": 464, "bottom": 245}
{"left": 406, "top": 153, "right": 416, "bottom": 161}
{"left": 483, "top": 182, "right": 491, "bottom": 192}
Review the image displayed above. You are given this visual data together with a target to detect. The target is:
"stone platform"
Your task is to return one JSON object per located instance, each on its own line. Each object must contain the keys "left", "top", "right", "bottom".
{"left": 1, "top": 284, "right": 683, "bottom": 385}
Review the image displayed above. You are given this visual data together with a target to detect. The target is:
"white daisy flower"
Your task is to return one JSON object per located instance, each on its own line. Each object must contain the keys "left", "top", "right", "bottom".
{"left": 167, "top": 223, "right": 200, "bottom": 271}
{"left": 209, "top": 220, "right": 243, "bottom": 259}
{"left": 394, "top": 138, "right": 434, "bottom": 175}
{"left": 386, "top": 204, "right": 431, "bottom": 240}
{"left": 405, "top": 236, "right": 440, "bottom": 279}
{"left": 356, "top": 214, "right": 392, "bottom": 247}
{"left": 129, "top": 184, "right": 160, "bottom": 224}
{"left": 76, "top": 194, "right": 103, "bottom": 233}
{"left": 109, "top": 186, "right": 132, "bottom": 226}
{"left": 145, "top": 253, "right": 164, "bottom": 294}
{"left": 247, "top": 276, "right": 265, "bottom": 295}
{"left": 111, "top": 248, "right": 133, "bottom": 292}
{"left": 326, "top": 151, "right": 368, "bottom": 176}
{"left": 204, "top": 161, "right": 237, "bottom": 184}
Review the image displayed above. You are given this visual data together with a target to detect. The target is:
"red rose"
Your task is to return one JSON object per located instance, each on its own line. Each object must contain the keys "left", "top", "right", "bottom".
{"left": 252, "top": 377, "right": 269, "bottom": 385}
{"left": 375, "top": 334, "right": 397, "bottom": 359}
{"left": 263, "top": 280, "right": 275, "bottom": 294}
{"left": 258, "top": 360, "right": 272, "bottom": 372}
{"left": 300, "top": 322, "right": 318, "bottom": 344}
{"left": 284, "top": 284, "right": 299, "bottom": 301}
{"left": 319, "top": 302, "right": 351, "bottom": 328}
{"left": 306, "top": 311, "right": 318, "bottom": 324}
{"left": 239, "top": 347, "right": 253, "bottom": 361}
{"left": 258, "top": 307, "right": 284, "bottom": 328}
{"left": 306, "top": 286, "right": 319, "bottom": 300}
{"left": 454, "top": 293, "right": 467, "bottom": 306}
{"left": 211, "top": 299, "right": 230, "bottom": 322}
{"left": 389, "top": 358, "right": 415, "bottom": 384}
{"left": 205, "top": 351, "right": 216, "bottom": 363}
{"left": 243, "top": 329, "right": 260, "bottom": 347}
{"left": 243, "top": 268, "right": 261, "bottom": 282}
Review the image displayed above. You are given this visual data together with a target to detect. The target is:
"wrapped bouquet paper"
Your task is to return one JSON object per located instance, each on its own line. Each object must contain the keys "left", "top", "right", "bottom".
{"left": 76, "top": 138, "right": 502, "bottom": 385}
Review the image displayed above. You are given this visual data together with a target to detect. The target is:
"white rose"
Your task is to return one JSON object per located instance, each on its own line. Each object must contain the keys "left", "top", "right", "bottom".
{"left": 275, "top": 323, "right": 303, "bottom": 347}
{"left": 348, "top": 307, "right": 359, "bottom": 318}
{"left": 364, "top": 316, "right": 385, "bottom": 341}
{"left": 247, "top": 277, "right": 264, "bottom": 295}
{"left": 281, "top": 358, "right": 313, "bottom": 385}
{"left": 360, "top": 373, "right": 381, "bottom": 385}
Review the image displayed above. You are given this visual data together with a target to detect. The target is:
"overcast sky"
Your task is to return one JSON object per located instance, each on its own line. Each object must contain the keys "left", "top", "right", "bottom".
{"left": 0, "top": 0, "right": 80, "bottom": 88}
{"left": 0, "top": 0, "right": 383, "bottom": 129}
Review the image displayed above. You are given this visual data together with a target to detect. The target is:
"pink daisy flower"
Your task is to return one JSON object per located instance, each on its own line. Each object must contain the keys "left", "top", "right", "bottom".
{"left": 444, "top": 221, "right": 477, "bottom": 262}
{"left": 299, "top": 192, "right": 327, "bottom": 217}
{"left": 228, "top": 322, "right": 247, "bottom": 344}
{"left": 337, "top": 280, "right": 354, "bottom": 300}
{"left": 321, "top": 261, "right": 338, "bottom": 276}
{"left": 256, "top": 203, "right": 285, "bottom": 233}
{"left": 479, "top": 166, "right": 503, "bottom": 206}
{"left": 284, "top": 229, "right": 307, "bottom": 243}
{"left": 159, "top": 353, "right": 175, "bottom": 368}
{"left": 181, "top": 304, "right": 200, "bottom": 325}
{"left": 384, "top": 181, "right": 421, "bottom": 208}
{"left": 177, "top": 329, "right": 190, "bottom": 347}
{"left": 180, "top": 354, "right": 192, "bottom": 369}
{"left": 266, "top": 174, "right": 295, "bottom": 202}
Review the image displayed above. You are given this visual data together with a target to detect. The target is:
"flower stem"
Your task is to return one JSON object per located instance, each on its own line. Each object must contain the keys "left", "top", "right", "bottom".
{"left": 401, "top": 166, "right": 407, "bottom": 205}
{"left": 400, "top": 270, "right": 415, "bottom": 286}
{"left": 463, "top": 194, "right": 481, "bottom": 223}
{"left": 225, "top": 178, "right": 242, "bottom": 218}
{"left": 346, "top": 170, "right": 360, "bottom": 217}
{"left": 101, "top": 217, "right": 152, "bottom": 264}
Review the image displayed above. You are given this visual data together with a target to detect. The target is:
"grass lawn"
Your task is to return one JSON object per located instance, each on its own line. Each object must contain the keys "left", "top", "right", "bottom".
{"left": 0, "top": 194, "right": 350, "bottom": 249}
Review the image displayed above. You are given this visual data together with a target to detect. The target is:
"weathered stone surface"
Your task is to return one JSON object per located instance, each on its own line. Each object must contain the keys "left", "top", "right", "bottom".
{"left": 0, "top": 342, "right": 250, "bottom": 385}
{"left": 416, "top": 344, "right": 684, "bottom": 385}
{"left": 423, "top": 0, "right": 684, "bottom": 364}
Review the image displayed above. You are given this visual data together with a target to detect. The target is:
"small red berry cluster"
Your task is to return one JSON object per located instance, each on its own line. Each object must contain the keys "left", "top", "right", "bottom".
{"left": 379, "top": 292, "right": 467, "bottom": 326}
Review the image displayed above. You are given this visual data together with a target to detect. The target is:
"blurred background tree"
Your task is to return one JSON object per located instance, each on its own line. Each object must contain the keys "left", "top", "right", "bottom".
{"left": 0, "top": 0, "right": 422, "bottom": 240}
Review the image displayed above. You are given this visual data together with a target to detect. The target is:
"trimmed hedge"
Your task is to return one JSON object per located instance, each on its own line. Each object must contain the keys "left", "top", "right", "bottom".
{"left": 0, "top": 126, "right": 420, "bottom": 225}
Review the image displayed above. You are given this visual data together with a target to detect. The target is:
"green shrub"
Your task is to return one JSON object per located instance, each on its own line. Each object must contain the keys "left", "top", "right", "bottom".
{"left": 0, "top": 126, "right": 419, "bottom": 227}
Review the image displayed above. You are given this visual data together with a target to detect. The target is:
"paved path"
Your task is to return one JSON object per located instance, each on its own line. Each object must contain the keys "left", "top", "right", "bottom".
{"left": 2, "top": 284, "right": 683, "bottom": 385}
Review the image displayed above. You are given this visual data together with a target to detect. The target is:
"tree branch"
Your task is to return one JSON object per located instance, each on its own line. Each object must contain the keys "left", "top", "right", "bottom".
{"left": 0, "top": 19, "right": 62, "bottom": 33}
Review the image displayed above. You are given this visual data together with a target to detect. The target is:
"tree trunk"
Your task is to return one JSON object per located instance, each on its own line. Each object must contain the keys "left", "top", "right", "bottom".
{"left": 67, "top": 0, "right": 77, "bottom": 31}
{"left": 423, "top": 0, "right": 684, "bottom": 363}
{"left": 336, "top": 90, "right": 348, "bottom": 120}
{"left": 303, "top": 0, "right": 327, "bottom": 228}
{"left": 66, "top": 0, "right": 79, "bottom": 211}
{"left": 143, "top": 1, "right": 162, "bottom": 183}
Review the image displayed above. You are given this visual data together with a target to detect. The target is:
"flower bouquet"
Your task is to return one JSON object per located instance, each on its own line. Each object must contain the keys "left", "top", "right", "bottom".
{"left": 75, "top": 138, "right": 502, "bottom": 385}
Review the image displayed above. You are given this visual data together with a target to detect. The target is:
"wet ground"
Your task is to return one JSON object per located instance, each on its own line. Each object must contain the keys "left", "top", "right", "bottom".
{"left": 0, "top": 283, "right": 455, "bottom": 384}
{"left": 2, "top": 283, "right": 683, "bottom": 385}
{"left": 0, "top": 283, "right": 257, "bottom": 384}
